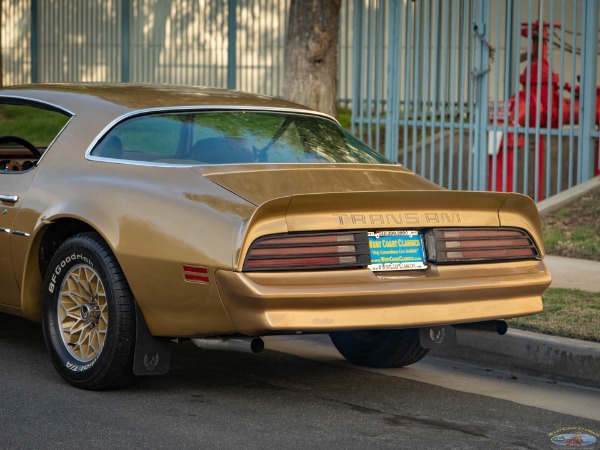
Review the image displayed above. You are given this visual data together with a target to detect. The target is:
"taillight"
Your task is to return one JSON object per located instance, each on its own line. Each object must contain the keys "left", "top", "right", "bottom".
{"left": 425, "top": 228, "right": 539, "bottom": 263}
{"left": 243, "top": 232, "right": 370, "bottom": 271}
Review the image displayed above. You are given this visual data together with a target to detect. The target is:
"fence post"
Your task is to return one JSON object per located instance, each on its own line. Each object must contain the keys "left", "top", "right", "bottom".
{"left": 30, "top": 0, "right": 38, "bottom": 83}
{"left": 472, "top": 1, "right": 491, "bottom": 191}
{"left": 504, "top": 0, "right": 515, "bottom": 97}
{"left": 578, "top": 0, "right": 599, "bottom": 183}
{"left": 121, "top": 0, "right": 130, "bottom": 82}
{"left": 350, "top": 0, "right": 363, "bottom": 136}
{"left": 227, "top": 0, "right": 237, "bottom": 90}
{"left": 384, "top": 0, "right": 400, "bottom": 162}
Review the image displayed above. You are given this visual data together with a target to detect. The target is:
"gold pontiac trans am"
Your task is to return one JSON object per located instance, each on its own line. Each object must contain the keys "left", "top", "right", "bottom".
{"left": 0, "top": 84, "right": 551, "bottom": 390}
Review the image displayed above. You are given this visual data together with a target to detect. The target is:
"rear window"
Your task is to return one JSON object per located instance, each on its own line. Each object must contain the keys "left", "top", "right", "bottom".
{"left": 90, "top": 111, "right": 390, "bottom": 165}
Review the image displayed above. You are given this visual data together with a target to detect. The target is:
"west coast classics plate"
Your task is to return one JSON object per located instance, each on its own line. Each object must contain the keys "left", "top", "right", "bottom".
{"left": 367, "top": 230, "right": 427, "bottom": 271}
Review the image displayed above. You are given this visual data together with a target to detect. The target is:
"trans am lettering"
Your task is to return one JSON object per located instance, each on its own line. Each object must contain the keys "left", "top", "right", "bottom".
{"left": 48, "top": 254, "right": 95, "bottom": 293}
{"left": 334, "top": 212, "right": 462, "bottom": 226}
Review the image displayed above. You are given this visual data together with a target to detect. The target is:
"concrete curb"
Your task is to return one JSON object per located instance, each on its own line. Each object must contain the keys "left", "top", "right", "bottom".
{"left": 430, "top": 329, "right": 600, "bottom": 387}
{"left": 451, "top": 177, "right": 600, "bottom": 385}
{"left": 536, "top": 176, "right": 600, "bottom": 214}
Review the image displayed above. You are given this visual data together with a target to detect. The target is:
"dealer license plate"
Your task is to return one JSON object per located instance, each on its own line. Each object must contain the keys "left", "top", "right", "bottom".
{"left": 367, "top": 230, "right": 427, "bottom": 272}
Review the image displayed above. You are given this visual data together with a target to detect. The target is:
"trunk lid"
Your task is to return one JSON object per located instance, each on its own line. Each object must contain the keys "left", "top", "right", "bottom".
{"left": 196, "top": 164, "right": 440, "bottom": 206}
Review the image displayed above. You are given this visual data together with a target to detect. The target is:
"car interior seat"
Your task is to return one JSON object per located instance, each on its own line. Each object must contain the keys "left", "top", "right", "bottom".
{"left": 95, "top": 136, "right": 124, "bottom": 159}
{"left": 188, "top": 137, "right": 254, "bottom": 164}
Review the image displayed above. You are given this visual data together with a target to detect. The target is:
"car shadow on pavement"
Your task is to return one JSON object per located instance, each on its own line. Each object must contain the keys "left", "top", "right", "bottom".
{"left": 0, "top": 313, "right": 45, "bottom": 346}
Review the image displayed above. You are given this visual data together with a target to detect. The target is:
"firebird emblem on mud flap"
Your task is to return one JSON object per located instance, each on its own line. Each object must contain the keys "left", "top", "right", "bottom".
{"left": 144, "top": 353, "right": 160, "bottom": 371}
{"left": 429, "top": 327, "right": 446, "bottom": 344}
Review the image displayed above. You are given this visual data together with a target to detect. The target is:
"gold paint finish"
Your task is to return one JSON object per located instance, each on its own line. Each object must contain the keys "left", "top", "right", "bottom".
{"left": 498, "top": 192, "right": 546, "bottom": 256}
{"left": 216, "top": 259, "right": 550, "bottom": 335}
{"left": 235, "top": 189, "right": 515, "bottom": 270}
{"left": 201, "top": 164, "right": 439, "bottom": 206}
{"left": 0, "top": 84, "right": 551, "bottom": 339}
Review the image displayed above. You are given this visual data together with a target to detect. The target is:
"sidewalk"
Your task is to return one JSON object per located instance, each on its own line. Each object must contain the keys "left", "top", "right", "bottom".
{"left": 536, "top": 176, "right": 600, "bottom": 293}
{"left": 544, "top": 255, "right": 600, "bottom": 292}
{"left": 434, "top": 178, "right": 600, "bottom": 387}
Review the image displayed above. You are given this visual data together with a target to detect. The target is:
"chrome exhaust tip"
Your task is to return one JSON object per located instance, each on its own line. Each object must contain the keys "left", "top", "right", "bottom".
{"left": 191, "top": 337, "right": 265, "bottom": 354}
{"left": 453, "top": 320, "right": 508, "bottom": 335}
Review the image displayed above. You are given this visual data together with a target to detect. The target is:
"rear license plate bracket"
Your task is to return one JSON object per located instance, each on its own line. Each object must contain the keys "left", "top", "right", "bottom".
{"left": 367, "top": 230, "right": 427, "bottom": 272}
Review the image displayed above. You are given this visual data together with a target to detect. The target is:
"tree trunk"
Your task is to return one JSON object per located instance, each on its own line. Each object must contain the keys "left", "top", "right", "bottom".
{"left": 0, "top": 0, "right": 3, "bottom": 89}
{"left": 283, "top": 0, "right": 341, "bottom": 117}
{"left": 0, "top": 0, "right": 5, "bottom": 120}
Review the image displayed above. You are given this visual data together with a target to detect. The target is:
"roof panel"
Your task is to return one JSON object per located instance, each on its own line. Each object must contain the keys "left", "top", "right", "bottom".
{"left": 0, "top": 83, "right": 315, "bottom": 119}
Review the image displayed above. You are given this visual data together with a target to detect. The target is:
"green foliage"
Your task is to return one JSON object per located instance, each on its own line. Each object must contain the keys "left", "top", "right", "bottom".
{"left": 337, "top": 107, "right": 352, "bottom": 130}
{"left": 0, "top": 105, "right": 69, "bottom": 147}
{"left": 509, "top": 288, "right": 600, "bottom": 342}
{"left": 543, "top": 225, "right": 562, "bottom": 250}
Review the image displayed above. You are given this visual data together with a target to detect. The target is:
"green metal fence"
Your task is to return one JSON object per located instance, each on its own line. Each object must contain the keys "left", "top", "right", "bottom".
{"left": 354, "top": 0, "right": 600, "bottom": 199}
{"left": 1, "top": 0, "right": 598, "bottom": 197}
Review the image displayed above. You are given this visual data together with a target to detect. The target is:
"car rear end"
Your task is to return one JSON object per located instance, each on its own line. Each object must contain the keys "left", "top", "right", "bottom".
{"left": 215, "top": 189, "right": 551, "bottom": 335}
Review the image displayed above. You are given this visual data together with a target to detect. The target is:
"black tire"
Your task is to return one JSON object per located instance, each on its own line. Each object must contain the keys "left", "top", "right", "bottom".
{"left": 42, "top": 232, "right": 139, "bottom": 390}
{"left": 329, "top": 329, "right": 429, "bottom": 368}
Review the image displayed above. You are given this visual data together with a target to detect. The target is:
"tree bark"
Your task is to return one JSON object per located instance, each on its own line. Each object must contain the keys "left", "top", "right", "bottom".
{"left": 283, "top": 0, "right": 341, "bottom": 117}
{"left": 0, "top": 0, "right": 3, "bottom": 89}
{"left": 0, "top": 0, "right": 5, "bottom": 120}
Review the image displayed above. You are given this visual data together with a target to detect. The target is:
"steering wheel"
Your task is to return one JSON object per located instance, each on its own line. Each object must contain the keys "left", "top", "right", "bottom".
{"left": 0, "top": 135, "right": 42, "bottom": 159}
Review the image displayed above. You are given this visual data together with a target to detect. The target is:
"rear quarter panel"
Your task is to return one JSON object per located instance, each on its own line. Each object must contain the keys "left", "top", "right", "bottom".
{"left": 21, "top": 148, "right": 256, "bottom": 336}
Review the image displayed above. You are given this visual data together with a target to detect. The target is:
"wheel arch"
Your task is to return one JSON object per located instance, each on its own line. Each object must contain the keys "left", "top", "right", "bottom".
{"left": 21, "top": 216, "right": 111, "bottom": 322}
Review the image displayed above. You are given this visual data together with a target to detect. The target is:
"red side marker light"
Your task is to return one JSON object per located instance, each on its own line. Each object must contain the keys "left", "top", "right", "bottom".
{"left": 183, "top": 265, "right": 209, "bottom": 283}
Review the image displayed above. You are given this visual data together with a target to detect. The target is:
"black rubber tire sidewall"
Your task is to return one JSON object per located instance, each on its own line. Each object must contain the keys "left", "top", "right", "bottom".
{"left": 42, "top": 233, "right": 137, "bottom": 389}
{"left": 329, "top": 329, "right": 429, "bottom": 368}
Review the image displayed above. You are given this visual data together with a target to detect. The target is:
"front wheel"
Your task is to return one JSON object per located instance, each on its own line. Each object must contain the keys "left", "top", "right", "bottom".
{"left": 42, "top": 232, "right": 139, "bottom": 390}
{"left": 329, "top": 329, "right": 429, "bottom": 368}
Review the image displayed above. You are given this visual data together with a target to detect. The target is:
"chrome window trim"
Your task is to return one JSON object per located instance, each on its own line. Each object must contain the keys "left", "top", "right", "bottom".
{"left": 84, "top": 106, "right": 340, "bottom": 167}
{"left": 0, "top": 95, "right": 75, "bottom": 168}
{"left": 0, "top": 95, "right": 76, "bottom": 116}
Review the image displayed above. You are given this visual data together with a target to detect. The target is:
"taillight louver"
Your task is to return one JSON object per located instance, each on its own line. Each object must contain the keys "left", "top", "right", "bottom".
{"left": 426, "top": 228, "right": 539, "bottom": 263}
{"left": 243, "top": 232, "right": 370, "bottom": 271}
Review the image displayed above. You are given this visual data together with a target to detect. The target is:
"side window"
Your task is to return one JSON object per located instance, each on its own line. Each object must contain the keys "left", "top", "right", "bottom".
{"left": 91, "top": 114, "right": 183, "bottom": 162}
{"left": 0, "top": 103, "right": 70, "bottom": 172}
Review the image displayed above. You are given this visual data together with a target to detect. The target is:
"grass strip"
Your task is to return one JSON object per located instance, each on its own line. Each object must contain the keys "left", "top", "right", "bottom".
{"left": 541, "top": 187, "right": 600, "bottom": 261}
{"left": 508, "top": 288, "right": 600, "bottom": 343}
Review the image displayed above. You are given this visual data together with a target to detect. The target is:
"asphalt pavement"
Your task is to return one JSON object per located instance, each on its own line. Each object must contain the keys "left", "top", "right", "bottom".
{"left": 2, "top": 314, "right": 599, "bottom": 449}
{"left": 439, "top": 177, "right": 600, "bottom": 387}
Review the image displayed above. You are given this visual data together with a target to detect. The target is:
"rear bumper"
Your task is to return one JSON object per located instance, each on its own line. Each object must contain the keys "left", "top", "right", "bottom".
{"left": 215, "top": 260, "right": 551, "bottom": 335}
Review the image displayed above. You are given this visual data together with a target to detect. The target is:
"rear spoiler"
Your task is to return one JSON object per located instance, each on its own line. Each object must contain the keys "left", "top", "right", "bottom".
{"left": 236, "top": 190, "right": 543, "bottom": 269}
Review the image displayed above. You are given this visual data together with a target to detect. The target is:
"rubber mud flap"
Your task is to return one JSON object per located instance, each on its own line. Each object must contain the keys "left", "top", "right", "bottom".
{"left": 133, "top": 306, "right": 171, "bottom": 375}
{"left": 419, "top": 325, "right": 457, "bottom": 348}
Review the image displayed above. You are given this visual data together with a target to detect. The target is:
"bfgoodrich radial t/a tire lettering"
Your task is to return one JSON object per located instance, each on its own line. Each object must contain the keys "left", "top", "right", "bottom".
{"left": 329, "top": 329, "right": 429, "bottom": 368}
{"left": 42, "top": 232, "right": 139, "bottom": 390}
